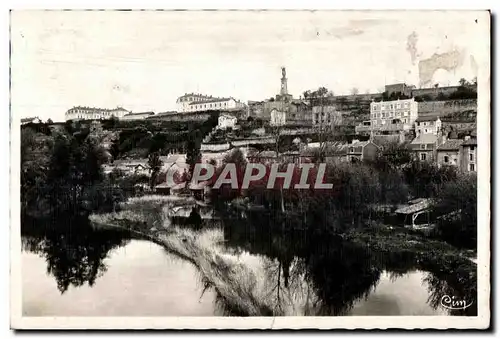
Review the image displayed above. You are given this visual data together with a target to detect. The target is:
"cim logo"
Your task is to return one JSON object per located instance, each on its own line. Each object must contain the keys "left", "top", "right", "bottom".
{"left": 440, "top": 295, "right": 474, "bottom": 310}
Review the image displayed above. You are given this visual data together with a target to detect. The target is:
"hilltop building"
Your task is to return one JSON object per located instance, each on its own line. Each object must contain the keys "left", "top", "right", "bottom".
{"left": 176, "top": 93, "right": 245, "bottom": 113}
{"left": 65, "top": 106, "right": 129, "bottom": 121}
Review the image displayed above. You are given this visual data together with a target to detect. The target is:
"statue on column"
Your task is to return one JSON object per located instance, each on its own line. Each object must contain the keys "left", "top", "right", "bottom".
{"left": 281, "top": 67, "right": 286, "bottom": 79}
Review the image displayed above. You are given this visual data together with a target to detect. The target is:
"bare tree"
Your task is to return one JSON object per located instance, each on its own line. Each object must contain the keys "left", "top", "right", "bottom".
{"left": 314, "top": 93, "right": 342, "bottom": 163}
{"left": 350, "top": 87, "right": 359, "bottom": 95}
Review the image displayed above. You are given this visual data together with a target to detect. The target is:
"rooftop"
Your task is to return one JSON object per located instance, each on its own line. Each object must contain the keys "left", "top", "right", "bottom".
{"left": 415, "top": 116, "right": 441, "bottom": 122}
{"left": 411, "top": 134, "right": 439, "bottom": 145}
{"left": 437, "top": 139, "right": 464, "bottom": 151}
{"left": 66, "top": 106, "right": 129, "bottom": 113}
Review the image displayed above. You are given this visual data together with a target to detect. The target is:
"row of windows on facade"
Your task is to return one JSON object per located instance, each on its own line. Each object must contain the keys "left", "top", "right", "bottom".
{"left": 190, "top": 102, "right": 228, "bottom": 109}
{"left": 67, "top": 110, "right": 114, "bottom": 115}
{"left": 370, "top": 111, "right": 411, "bottom": 118}
{"left": 372, "top": 118, "right": 409, "bottom": 125}
{"left": 371, "top": 102, "right": 411, "bottom": 110}
{"left": 179, "top": 96, "right": 212, "bottom": 103}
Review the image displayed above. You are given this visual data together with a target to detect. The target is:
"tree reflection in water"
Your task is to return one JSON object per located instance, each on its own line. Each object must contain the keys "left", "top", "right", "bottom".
{"left": 221, "top": 212, "right": 477, "bottom": 316}
{"left": 21, "top": 215, "right": 130, "bottom": 293}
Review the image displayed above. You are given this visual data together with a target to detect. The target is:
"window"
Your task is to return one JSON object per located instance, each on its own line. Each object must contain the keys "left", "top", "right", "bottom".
{"left": 444, "top": 155, "right": 449, "bottom": 163}
{"left": 404, "top": 111, "right": 408, "bottom": 116}
{"left": 421, "top": 144, "right": 426, "bottom": 150}
{"left": 469, "top": 153, "right": 474, "bottom": 161}
{"left": 405, "top": 102, "right": 409, "bottom": 107}
{"left": 417, "top": 122, "right": 420, "bottom": 126}
{"left": 470, "top": 146, "right": 475, "bottom": 151}
{"left": 397, "top": 103, "right": 401, "bottom": 109}
{"left": 470, "top": 164, "right": 475, "bottom": 171}
{"left": 424, "top": 129, "right": 428, "bottom": 133}
{"left": 420, "top": 153, "right": 427, "bottom": 161}
{"left": 350, "top": 147, "right": 354, "bottom": 153}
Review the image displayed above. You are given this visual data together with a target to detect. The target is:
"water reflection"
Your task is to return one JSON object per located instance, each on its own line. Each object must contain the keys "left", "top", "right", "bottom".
{"left": 22, "top": 215, "right": 130, "bottom": 293}
{"left": 21, "top": 215, "right": 217, "bottom": 316}
{"left": 21, "top": 212, "right": 476, "bottom": 317}
{"left": 221, "top": 213, "right": 477, "bottom": 316}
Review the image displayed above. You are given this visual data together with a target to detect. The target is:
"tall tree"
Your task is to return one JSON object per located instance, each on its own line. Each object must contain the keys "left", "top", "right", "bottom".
{"left": 148, "top": 151, "right": 163, "bottom": 189}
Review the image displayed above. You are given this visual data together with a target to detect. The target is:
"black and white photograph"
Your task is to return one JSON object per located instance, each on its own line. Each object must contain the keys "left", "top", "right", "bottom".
{"left": 9, "top": 9, "right": 490, "bottom": 330}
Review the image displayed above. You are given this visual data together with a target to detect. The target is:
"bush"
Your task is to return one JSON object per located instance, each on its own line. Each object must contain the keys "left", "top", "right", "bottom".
{"left": 434, "top": 173, "right": 477, "bottom": 248}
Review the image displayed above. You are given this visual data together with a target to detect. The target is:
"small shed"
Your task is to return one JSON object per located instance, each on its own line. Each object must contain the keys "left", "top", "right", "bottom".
{"left": 154, "top": 182, "right": 172, "bottom": 195}
{"left": 395, "top": 198, "right": 433, "bottom": 229}
{"left": 188, "top": 181, "right": 211, "bottom": 201}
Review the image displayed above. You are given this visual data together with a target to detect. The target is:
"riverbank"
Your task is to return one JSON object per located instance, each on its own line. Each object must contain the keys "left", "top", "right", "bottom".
{"left": 90, "top": 195, "right": 315, "bottom": 316}
{"left": 90, "top": 195, "right": 477, "bottom": 316}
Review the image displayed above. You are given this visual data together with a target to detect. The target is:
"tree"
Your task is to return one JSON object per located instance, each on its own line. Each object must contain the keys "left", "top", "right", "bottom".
{"left": 46, "top": 118, "right": 53, "bottom": 124}
{"left": 186, "top": 139, "right": 201, "bottom": 175}
{"left": 147, "top": 151, "right": 163, "bottom": 189}
{"left": 458, "top": 78, "right": 469, "bottom": 87}
{"left": 350, "top": 87, "right": 359, "bottom": 95}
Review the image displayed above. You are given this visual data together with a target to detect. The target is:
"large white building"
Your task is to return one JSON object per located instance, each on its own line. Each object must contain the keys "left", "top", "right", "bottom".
{"left": 65, "top": 106, "right": 130, "bottom": 121}
{"left": 176, "top": 93, "right": 245, "bottom": 113}
{"left": 369, "top": 98, "right": 418, "bottom": 131}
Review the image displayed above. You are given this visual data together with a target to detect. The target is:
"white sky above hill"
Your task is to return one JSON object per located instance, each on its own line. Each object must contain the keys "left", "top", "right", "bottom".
{"left": 10, "top": 10, "right": 487, "bottom": 121}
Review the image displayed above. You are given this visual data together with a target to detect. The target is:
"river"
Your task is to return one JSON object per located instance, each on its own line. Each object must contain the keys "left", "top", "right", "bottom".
{"left": 21, "top": 216, "right": 472, "bottom": 317}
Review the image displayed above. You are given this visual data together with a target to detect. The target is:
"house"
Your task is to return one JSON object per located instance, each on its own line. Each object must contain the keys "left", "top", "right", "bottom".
{"left": 436, "top": 138, "right": 463, "bottom": 167}
{"left": 346, "top": 140, "right": 380, "bottom": 162}
{"left": 311, "top": 105, "right": 342, "bottom": 127}
{"left": 217, "top": 114, "right": 237, "bottom": 130}
{"left": 415, "top": 116, "right": 442, "bottom": 137}
{"left": 21, "top": 117, "right": 42, "bottom": 125}
{"left": 460, "top": 136, "right": 477, "bottom": 172}
{"left": 270, "top": 109, "right": 286, "bottom": 126}
{"left": 188, "top": 181, "right": 211, "bottom": 201}
{"left": 409, "top": 133, "right": 439, "bottom": 162}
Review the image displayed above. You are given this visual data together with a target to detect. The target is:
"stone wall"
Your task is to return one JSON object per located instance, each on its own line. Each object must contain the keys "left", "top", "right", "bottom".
{"left": 418, "top": 99, "right": 477, "bottom": 116}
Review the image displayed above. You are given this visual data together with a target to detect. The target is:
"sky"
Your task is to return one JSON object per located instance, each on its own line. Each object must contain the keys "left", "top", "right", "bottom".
{"left": 10, "top": 10, "right": 488, "bottom": 122}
